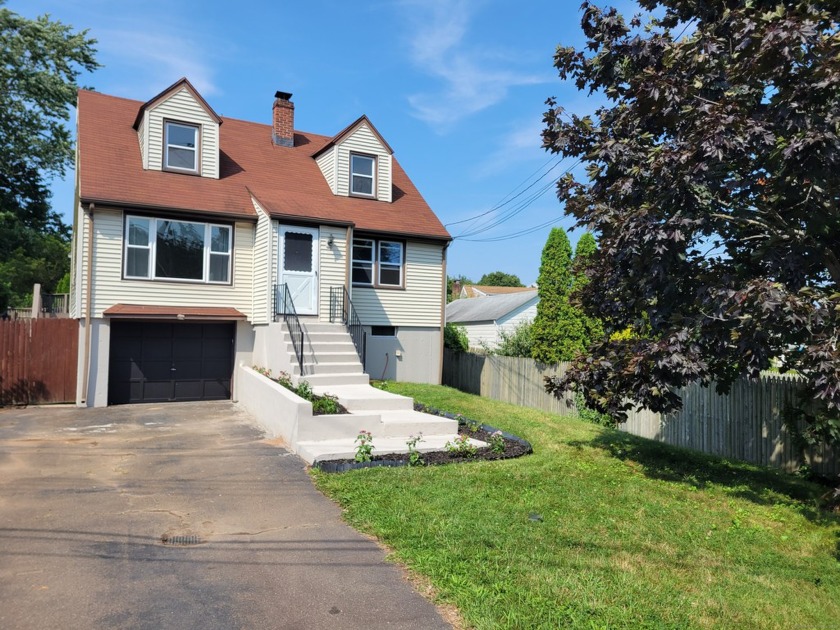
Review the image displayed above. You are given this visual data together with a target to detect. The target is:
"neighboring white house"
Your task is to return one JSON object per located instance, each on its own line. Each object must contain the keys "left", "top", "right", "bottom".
{"left": 70, "top": 78, "right": 451, "bottom": 406}
{"left": 445, "top": 290, "right": 538, "bottom": 350}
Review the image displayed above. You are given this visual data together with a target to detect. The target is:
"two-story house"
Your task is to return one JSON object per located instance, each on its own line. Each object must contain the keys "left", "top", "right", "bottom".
{"left": 71, "top": 78, "right": 451, "bottom": 407}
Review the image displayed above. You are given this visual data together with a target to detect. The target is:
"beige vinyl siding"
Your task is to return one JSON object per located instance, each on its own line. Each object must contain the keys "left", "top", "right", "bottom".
{"left": 318, "top": 226, "right": 348, "bottom": 322}
{"left": 335, "top": 123, "right": 392, "bottom": 202}
{"left": 146, "top": 87, "right": 219, "bottom": 178}
{"left": 88, "top": 207, "right": 254, "bottom": 319}
{"left": 352, "top": 241, "right": 443, "bottom": 327}
{"left": 70, "top": 203, "right": 91, "bottom": 319}
{"left": 251, "top": 198, "right": 272, "bottom": 324}
{"left": 315, "top": 149, "right": 337, "bottom": 194}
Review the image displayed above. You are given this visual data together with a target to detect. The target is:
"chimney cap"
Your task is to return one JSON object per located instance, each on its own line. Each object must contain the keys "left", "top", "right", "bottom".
{"left": 274, "top": 90, "right": 293, "bottom": 101}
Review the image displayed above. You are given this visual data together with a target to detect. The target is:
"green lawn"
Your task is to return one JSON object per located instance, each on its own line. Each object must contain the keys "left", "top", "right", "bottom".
{"left": 312, "top": 383, "right": 840, "bottom": 629}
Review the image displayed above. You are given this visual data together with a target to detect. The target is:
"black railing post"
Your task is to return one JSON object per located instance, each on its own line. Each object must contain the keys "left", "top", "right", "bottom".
{"left": 274, "top": 283, "right": 305, "bottom": 377}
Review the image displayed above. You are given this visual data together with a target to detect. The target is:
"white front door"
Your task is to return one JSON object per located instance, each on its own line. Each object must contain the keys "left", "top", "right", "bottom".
{"left": 278, "top": 225, "right": 319, "bottom": 315}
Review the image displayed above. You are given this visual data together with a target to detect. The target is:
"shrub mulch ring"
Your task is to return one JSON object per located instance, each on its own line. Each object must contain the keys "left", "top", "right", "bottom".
{"left": 314, "top": 403, "right": 532, "bottom": 473}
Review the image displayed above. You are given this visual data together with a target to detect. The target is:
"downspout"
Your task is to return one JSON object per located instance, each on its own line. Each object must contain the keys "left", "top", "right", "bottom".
{"left": 439, "top": 241, "right": 449, "bottom": 385}
{"left": 81, "top": 203, "right": 94, "bottom": 405}
{"left": 344, "top": 225, "right": 352, "bottom": 298}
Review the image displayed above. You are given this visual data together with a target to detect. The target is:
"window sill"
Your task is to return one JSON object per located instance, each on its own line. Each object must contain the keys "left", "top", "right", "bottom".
{"left": 122, "top": 275, "right": 233, "bottom": 287}
{"left": 352, "top": 283, "right": 405, "bottom": 291}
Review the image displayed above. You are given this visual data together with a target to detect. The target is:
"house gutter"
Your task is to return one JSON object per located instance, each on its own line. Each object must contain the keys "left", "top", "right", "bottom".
{"left": 81, "top": 203, "right": 94, "bottom": 405}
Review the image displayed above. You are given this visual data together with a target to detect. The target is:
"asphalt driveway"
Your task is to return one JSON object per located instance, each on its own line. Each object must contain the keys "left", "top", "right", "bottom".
{"left": 0, "top": 402, "right": 451, "bottom": 629}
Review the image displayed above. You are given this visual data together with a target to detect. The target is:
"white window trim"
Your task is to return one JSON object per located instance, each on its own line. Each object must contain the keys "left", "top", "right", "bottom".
{"left": 350, "top": 153, "right": 376, "bottom": 198}
{"left": 352, "top": 238, "right": 404, "bottom": 288}
{"left": 123, "top": 215, "right": 232, "bottom": 284}
{"left": 164, "top": 121, "right": 200, "bottom": 174}
{"left": 377, "top": 240, "right": 403, "bottom": 287}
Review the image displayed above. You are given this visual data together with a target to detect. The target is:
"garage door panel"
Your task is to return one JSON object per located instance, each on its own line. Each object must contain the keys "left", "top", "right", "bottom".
{"left": 173, "top": 360, "right": 203, "bottom": 379}
{"left": 202, "top": 379, "right": 231, "bottom": 399}
{"left": 109, "top": 321, "right": 234, "bottom": 405}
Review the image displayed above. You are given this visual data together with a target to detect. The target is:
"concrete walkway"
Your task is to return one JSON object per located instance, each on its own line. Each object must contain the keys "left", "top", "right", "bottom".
{"left": 0, "top": 402, "right": 452, "bottom": 629}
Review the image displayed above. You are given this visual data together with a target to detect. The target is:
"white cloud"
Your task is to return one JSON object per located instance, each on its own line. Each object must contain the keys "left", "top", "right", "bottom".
{"left": 96, "top": 27, "right": 219, "bottom": 97}
{"left": 399, "top": 0, "right": 547, "bottom": 130}
{"left": 472, "top": 118, "right": 546, "bottom": 178}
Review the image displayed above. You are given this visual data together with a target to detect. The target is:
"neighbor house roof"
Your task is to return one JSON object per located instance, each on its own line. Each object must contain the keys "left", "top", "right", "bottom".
{"left": 461, "top": 285, "right": 535, "bottom": 298}
{"left": 446, "top": 290, "right": 538, "bottom": 324}
{"left": 77, "top": 89, "right": 450, "bottom": 240}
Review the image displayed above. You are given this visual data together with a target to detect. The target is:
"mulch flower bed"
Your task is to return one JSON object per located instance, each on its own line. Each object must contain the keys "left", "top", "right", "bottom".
{"left": 314, "top": 404, "right": 532, "bottom": 473}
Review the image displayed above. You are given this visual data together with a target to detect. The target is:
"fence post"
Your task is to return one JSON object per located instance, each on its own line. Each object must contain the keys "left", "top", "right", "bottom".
{"left": 31, "top": 284, "right": 42, "bottom": 319}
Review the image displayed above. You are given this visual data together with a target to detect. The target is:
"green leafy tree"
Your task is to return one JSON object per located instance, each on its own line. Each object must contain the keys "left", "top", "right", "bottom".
{"left": 542, "top": 1, "right": 840, "bottom": 445}
{"left": 532, "top": 228, "right": 601, "bottom": 363}
{"left": 478, "top": 271, "right": 524, "bottom": 287}
{"left": 0, "top": 3, "right": 98, "bottom": 310}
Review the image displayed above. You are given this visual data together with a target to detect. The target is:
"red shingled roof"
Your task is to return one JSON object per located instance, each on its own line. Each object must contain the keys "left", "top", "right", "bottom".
{"left": 77, "top": 89, "right": 451, "bottom": 240}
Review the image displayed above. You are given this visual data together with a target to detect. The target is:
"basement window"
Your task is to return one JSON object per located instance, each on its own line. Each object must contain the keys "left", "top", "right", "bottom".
{"left": 371, "top": 326, "right": 396, "bottom": 337}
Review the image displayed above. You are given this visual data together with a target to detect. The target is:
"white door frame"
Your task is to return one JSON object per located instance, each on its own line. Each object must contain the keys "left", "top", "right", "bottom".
{"left": 277, "top": 225, "right": 319, "bottom": 316}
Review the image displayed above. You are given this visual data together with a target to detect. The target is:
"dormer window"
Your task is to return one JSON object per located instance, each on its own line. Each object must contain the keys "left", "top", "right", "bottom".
{"left": 164, "top": 121, "right": 199, "bottom": 173}
{"left": 350, "top": 154, "right": 375, "bottom": 197}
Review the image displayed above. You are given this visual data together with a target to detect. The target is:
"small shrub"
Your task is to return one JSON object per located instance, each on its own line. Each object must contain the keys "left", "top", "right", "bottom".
{"left": 494, "top": 321, "right": 534, "bottom": 358}
{"left": 444, "top": 323, "right": 469, "bottom": 352}
{"left": 355, "top": 430, "right": 374, "bottom": 462}
{"left": 312, "top": 394, "right": 340, "bottom": 415}
{"left": 574, "top": 391, "right": 612, "bottom": 426}
{"left": 488, "top": 430, "right": 505, "bottom": 454}
{"left": 445, "top": 434, "right": 477, "bottom": 458}
{"left": 406, "top": 433, "right": 424, "bottom": 466}
{"left": 296, "top": 379, "right": 314, "bottom": 400}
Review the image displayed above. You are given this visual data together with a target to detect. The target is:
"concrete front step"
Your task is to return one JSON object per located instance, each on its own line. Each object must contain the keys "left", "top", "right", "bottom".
{"left": 295, "top": 410, "right": 457, "bottom": 442}
{"left": 297, "top": 434, "right": 487, "bottom": 464}
{"left": 311, "top": 383, "right": 414, "bottom": 411}
{"left": 301, "top": 331, "right": 355, "bottom": 343}
{"left": 302, "top": 372, "right": 370, "bottom": 386}
{"left": 296, "top": 362, "right": 364, "bottom": 376}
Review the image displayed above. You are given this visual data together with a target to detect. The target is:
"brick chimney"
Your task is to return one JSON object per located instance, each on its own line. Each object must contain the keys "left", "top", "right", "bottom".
{"left": 272, "top": 91, "right": 294, "bottom": 147}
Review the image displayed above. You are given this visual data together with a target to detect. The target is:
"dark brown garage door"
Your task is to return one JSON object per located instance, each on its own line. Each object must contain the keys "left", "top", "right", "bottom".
{"left": 109, "top": 322, "right": 234, "bottom": 405}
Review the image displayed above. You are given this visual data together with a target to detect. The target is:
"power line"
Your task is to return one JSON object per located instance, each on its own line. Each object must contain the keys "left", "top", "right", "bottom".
{"left": 459, "top": 214, "right": 566, "bottom": 242}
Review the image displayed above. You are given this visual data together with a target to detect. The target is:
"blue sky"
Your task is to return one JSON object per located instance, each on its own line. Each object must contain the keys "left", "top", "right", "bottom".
{"left": 12, "top": 0, "right": 635, "bottom": 286}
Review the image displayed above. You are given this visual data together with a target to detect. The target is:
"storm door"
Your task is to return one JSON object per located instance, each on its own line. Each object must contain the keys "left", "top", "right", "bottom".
{"left": 278, "top": 225, "right": 319, "bottom": 315}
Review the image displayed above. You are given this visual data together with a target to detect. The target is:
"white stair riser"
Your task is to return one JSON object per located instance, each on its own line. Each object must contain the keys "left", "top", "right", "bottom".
{"left": 303, "top": 373, "right": 370, "bottom": 386}
{"left": 296, "top": 363, "right": 364, "bottom": 376}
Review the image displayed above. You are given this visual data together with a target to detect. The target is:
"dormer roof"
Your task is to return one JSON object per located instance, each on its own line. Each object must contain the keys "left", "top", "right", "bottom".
{"left": 311, "top": 115, "right": 393, "bottom": 158}
{"left": 132, "top": 77, "right": 222, "bottom": 130}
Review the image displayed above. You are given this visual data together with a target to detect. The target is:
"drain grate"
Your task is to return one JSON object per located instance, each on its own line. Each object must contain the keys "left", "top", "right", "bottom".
{"left": 161, "top": 534, "right": 203, "bottom": 546}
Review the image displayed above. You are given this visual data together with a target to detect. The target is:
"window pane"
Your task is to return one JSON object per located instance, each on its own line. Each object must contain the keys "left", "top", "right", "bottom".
{"left": 167, "top": 146, "right": 196, "bottom": 170}
{"left": 352, "top": 155, "right": 373, "bottom": 176}
{"left": 379, "top": 242, "right": 402, "bottom": 265}
{"left": 155, "top": 220, "right": 204, "bottom": 279}
{"left": 126, "top": 248, "right": 149, "bottom": 278}
{"left": 353, "top": 240, "right": 374, "bottom": 262}
{"left": 128, "top": 217, "right": 150, "bottom": 246}
{"left": 209, "top": 253, "right": 229, "bottom": 282}
{"left": 352, "top": 176, "right": 373, "bottom": 195}
{"left": 379, "top": 266, "right": 401, "bottom": 286}
{"left": 211, "top": 226, "right": 230, "bottom": 253}
{"left": 284, "top": 232, "right": 312, "bottom": 272}
{"left": 352, "top": 263, "right": 373, "bottom": 285}
{"left": 168, "top": 124, "right": 196, "bottom": 148}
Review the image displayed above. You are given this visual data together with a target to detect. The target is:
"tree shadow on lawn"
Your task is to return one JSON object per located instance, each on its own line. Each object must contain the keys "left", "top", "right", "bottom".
{"left": 568, "top": 429, "right": 839, "bottom": 527}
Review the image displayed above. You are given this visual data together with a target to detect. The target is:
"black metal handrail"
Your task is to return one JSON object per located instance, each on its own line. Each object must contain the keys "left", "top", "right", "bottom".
{"left": 274, "top": 283, "right": 305, "bottom": 376}
{"left": 329, "top": 285, "right": 366, "bottom": 369}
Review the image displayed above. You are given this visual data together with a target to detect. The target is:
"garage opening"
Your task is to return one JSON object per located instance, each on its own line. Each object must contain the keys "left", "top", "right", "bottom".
{"left": 109, "top": 321, "right": 234, "bottom": 405}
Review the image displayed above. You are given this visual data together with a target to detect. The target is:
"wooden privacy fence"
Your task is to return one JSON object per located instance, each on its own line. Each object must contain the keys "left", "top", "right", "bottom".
{"left": 0, "top": 318, "right": 78, "bottom": 405}
{"left": 443, "top": 349, "right": 838, "bottom": 476}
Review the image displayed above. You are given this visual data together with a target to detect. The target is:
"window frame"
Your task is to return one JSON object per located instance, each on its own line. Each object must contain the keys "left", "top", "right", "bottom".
{"left": 163, "top": 120, "right": 201, "bottom": 174}
{"left": 349, "top": 153, "right": 376, "bottom": 198}
{"left": 122, "top": 214, "right": 232, "bottom": 285}
{"left": 351, "top": 237, "right": 405, "bottom": 289}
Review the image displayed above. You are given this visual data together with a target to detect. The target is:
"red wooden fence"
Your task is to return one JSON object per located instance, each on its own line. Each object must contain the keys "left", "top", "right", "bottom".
{"left": 0, "top": 318, "right": 78, "bottom": 405}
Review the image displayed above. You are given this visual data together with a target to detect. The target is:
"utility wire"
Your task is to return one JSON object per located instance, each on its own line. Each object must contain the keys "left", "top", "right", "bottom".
{"left": 444, "top": 156, "right": 565, "bottom": 229}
